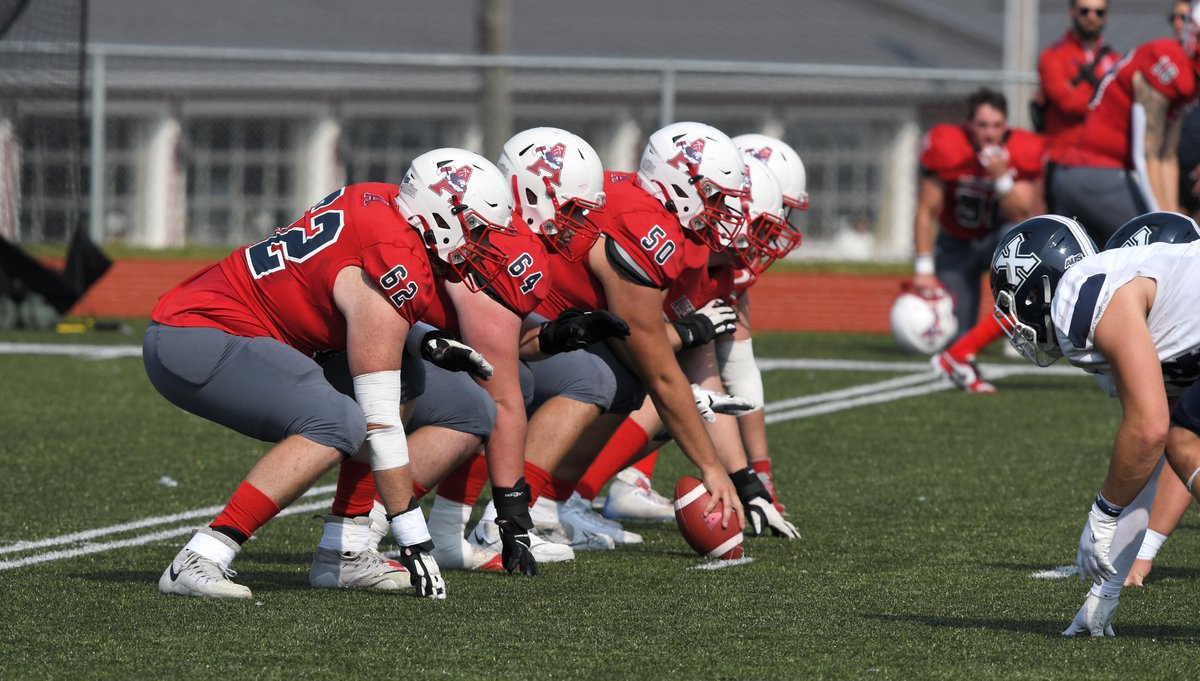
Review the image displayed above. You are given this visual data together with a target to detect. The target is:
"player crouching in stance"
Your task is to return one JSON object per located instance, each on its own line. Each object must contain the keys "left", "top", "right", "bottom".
{"left": 147, "top": 153, "right": 510, "bottom": 599}
{"left": 989, "top": 213, "right": 1200, "bottom": 635}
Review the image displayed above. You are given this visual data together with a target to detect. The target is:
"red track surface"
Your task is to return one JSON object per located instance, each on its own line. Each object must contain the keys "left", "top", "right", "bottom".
{"left": 56, "top": 259, "right": 990, "bottom": 333}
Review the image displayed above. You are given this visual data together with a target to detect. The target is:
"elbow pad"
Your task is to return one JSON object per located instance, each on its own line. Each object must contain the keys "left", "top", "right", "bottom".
{"left": 716, "top": 338, "right": 764, "bottom": 412}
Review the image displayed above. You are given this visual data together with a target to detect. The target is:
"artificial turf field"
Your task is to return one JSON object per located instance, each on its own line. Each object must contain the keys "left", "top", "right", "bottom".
{"left": 1, "top": 327, "right": 1196, "bottom": 679}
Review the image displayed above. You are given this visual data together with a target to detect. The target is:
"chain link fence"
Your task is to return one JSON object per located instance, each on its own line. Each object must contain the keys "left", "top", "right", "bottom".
{"left": 2, "top": 40, "right": 1035, "bottom": 260}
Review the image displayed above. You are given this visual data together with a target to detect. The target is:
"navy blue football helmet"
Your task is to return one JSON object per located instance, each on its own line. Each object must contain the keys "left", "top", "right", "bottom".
{"left": 1103, "top": 211, "right": 1200, "bottom": 250}
{"left": 990, "top": 215, "right": 1097, "bottom": 366}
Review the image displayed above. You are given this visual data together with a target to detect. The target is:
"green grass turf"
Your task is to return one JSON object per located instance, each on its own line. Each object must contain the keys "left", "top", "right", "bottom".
{"left": 0, "top": 332, "right": 1197, "bottom": 679}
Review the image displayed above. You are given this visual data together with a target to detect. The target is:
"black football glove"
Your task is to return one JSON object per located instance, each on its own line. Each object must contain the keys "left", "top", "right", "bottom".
{"left": 730, "top": 467, "right": 799, "bottom": 539}
{"left": 420, "top": 329, "right": 494, "bottom": 380}
{"left": 397, "top": 540, "right": 447, "bottom": 598}
{"left": 538, "top": 308, "right": 631, "bottom": 355}
{"left": 492, "top": 478, "right": 540, "bottom": 577}
{"left": 672, "top": 299, "right": 737, "bottom": 350}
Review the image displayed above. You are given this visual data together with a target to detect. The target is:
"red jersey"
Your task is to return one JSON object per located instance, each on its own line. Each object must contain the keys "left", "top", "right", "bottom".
{"left": 537, "top": 172, "right": 690, "bottom": 317}
{"left": 920, "top": 124, "right": 1044, "bottom": 241}
{"left": 1038, "top": 30, "right": 1121, "bottom": 163}
{"left": 153, "top": 183, "right": 434, "bottom": 356}
{"left": 1060, "top": 39, "right": 1198, "bottom": 170}
{"left": 420, "top": 225, "right": 552, "bottom": 334}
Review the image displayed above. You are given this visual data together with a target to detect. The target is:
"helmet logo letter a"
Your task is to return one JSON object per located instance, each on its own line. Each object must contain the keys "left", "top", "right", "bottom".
{"left": 667, "top": 138, "right": 706, "bottom": 170}
{"left": 993, "top": 233, "right": 1042, "bottom": 286}
{"left": 428, "top": 165, "right": 474, "bottom": 200}
{"left": 525, "top": 143, "right": 566, "bottom": 187}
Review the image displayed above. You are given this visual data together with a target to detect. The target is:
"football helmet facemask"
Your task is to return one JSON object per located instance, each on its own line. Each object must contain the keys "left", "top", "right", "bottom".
{"left": 727, "top": 157, "right": 797, "bottom": 278}
{"left": 990, "top": 215, "right": 1097, "bottom": 367}
{"left": 497, "top": 127, "right": 606, "bottom": 262}
{"left": 637, "top": 122, "right": 746, "bottom": 250}
{"left": 1103, "top": 210, "right": 1200, "bottom": 250}
{"left": 397, "top": 148, "right": 515, "bottom": 292}
{"left": 733, "top": 133, "right": 808, "bottom": 234}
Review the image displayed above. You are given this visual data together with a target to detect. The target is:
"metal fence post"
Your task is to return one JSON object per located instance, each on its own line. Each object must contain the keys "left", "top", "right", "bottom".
{"left": 659, "top": 67, "right": 675, "bottom": 129}
{"left": 88, "top": 47, "right": 105, "bottom": 243}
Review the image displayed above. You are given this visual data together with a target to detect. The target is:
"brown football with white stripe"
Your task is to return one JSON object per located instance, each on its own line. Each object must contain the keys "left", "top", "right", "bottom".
{"left": 673, "top": 476, "right": 744, "bottom": 560}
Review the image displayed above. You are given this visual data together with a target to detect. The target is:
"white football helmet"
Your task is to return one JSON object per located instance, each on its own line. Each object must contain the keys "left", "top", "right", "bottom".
{"left": 397, "top": 148, "right": 514, "bottom": 291}
{"left": 890, "top": 286, "right": 958, "bottom": 355}
{"left": 728, "top": 157, "right": 797, "bottom": 279}
{"left": 733, "top": 134, "right": 808, "bottom": 232}
{"left": 637, "top": 122, "right": 746, "bottom": 248}
{"left": 497, "top": 127, "right": 606, "bottom": 262}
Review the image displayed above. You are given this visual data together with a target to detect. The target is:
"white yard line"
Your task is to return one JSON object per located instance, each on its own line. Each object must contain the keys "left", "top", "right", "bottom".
{"left": 0, "top": 348, "right": 1092, "bottom": 571}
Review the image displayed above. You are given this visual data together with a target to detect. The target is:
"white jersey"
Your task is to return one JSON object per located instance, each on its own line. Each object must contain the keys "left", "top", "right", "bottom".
{"left": 1052, "top": 241, "right": 1200, "bottom": 397}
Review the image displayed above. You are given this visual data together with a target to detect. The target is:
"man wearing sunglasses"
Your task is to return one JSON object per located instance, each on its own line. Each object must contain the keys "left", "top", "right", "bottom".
{"left": 1053, "top": 1, "right": 1200, "bottom": 245}
{"left": 1036, "top": 1, "right": 1121, "bottom": 215}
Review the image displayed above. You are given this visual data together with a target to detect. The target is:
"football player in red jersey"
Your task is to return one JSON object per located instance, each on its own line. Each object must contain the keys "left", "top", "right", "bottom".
{"left": 576, "top": 154, "right": 801, "bottom": 538}
{"left": 911, "top": 88, "right": 1044, "bottom": 393}
{"left": 148, "top": 150, "right": 515, "bottom": 600}
{"left": 481, "top": 122, "right": 749, "bottom": 538}
{"left": 1053, "top": 2, "right": 1200, "bottom": 244}
{"left": 1034, "top": 0, "right": 1121, "bottom": 213}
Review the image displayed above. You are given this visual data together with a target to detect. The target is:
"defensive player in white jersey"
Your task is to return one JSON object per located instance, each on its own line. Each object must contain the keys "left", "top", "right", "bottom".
{"left": 990, "top": 214, "right": 1200, "bottom": 636}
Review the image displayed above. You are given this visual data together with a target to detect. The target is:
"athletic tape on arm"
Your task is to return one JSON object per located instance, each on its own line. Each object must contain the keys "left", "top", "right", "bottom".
{"left": 353, "top": 370, "right": 409, "bottom": 471}
{"left": 716, "top": 338, "right": 764, "bottom": 411}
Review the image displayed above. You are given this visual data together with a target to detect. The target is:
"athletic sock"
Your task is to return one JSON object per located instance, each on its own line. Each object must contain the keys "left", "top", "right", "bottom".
{"left": 330, "top": 460, "right": 377, "bottom": 517}
{"left": 948, "top": 316, "right": 1005, "bottom": 361}
{"left": 438, "top": 453, "right": 490, "bottom": 507}
{"left": 631, "top": 450, "right": 660, "bottom": 478}
{"left": 544, "top": 476, "right": 579, "bottom": 503}
{"left": 576, "top": 418, "right": 650, "bottom": 501}
{"left": 210, "top": 480, "right": 282, "bottom": 545}
{"left": 524, "top": 462, "right": 552, "bottom": 503}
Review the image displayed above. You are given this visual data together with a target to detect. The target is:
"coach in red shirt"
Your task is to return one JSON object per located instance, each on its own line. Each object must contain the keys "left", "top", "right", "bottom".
{"left": 1035, "top": 0, "right": 1121, "bottom": 212}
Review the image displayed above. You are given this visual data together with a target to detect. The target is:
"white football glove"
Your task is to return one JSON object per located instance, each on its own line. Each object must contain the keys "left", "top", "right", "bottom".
{"left": 691, "top": 384, "right": 755, "bottom": 423}
{"left": 420, "top": 330, "right": 494, "bottom": 381}
{"left": 1076, "top": 502, "right": 1119, "bottom": 585}
{"left": 697, "top": 298, "right": 737, "bottom": 336}
{"left": 1061, "top": 593, "right": 1118, "bottom": 637}
{"left": 398, "top": 543, "right": 447, "bottom": 599}
{"left": 746, "top": 497, "right": 800, "bottom": 539}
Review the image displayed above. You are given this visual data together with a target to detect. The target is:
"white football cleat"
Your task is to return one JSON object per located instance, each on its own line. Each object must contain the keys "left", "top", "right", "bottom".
{"left": 562, "top": 493, "right": 643, "bottom": 544}
{"left": 158, "top": 528, "right": 252, "bottom": 599}
{"left": 467, "top": 517, "right": 576, "bottom": 563}
{"left": 932, "top": 351, "right": 996, "bottom": 394}
{"left": 530, "top": 495, "right": 616, "bottom": 550}
{"left": 602, "top": 468, "right": 675, "bottom": 521}
{"left": 428, "top": 537, "right": 505, "bottom": 572}
{"left": 309, "top": 546, "right": 411, "bottom": 590}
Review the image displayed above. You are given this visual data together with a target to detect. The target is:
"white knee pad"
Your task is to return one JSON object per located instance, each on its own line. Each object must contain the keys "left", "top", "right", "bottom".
{"left": 354, "top": 370, "right": 409, "bottom": 471}
{"left": 716, "top": 338, "right": 764, "bottom": 412}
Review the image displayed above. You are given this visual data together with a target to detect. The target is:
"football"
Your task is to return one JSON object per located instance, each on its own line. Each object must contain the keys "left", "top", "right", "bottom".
{"left": 673, "top": 476, "right": 744, "bottom": 560}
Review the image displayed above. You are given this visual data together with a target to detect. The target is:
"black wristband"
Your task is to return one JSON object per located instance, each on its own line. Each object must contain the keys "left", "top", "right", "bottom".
{"left": 730, "top": 466, "right": 770, "bottom": 504}
{"left": 493, "top": 478, "right": 535, "bottom": 530}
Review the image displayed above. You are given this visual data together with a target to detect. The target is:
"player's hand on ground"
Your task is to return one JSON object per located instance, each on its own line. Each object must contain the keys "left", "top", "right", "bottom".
{"left": 1124, "top": 558, "right": 1153, "bottom": 587}
{"left": 491, "top": 478, "right": 540, "bottom": 576}
{"left": 700, "top": 468, "right": 744, "bottom": 531}
{"left": 1076, "top": 503, "right": 1119, "bottom": 585}
{"left": 691, "top": 383, "right": 755, "bottom": 423}
{"left": 745, "top": 496, "right": 800, "bottom": 539}
{"left": 1061, "top": 593, "right": 1118, "bottom": 638}
{"left": 496, "top": 518, "right": 540, "bottom": 577}
{"left": 673, "top": 299, "right": 736, "bottom": 349}
{"left": 420, "top": 330, "right": 494, "bottom": 380}
{"left": 398, "top": 541, "right": 447, "bottom": 599}
{"left": 539, "top": 308, "right": 631, "bottom": 355}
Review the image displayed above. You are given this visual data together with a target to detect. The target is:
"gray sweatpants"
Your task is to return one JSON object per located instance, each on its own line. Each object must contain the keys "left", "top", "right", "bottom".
{"left": 1050, "top": 165, "right": 1149, "bottom": 246}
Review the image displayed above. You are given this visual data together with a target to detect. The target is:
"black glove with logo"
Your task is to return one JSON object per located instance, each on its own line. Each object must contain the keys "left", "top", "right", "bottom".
{"left": 538, "top": 308, "right": 631, "bottom": 355}
{"left": 672, "top": 299, "right": 737, "bottom": 350}
{"left": 420, "top": 329, "right": 494, "bottom": 380}
{"left": 492, "top": 478, "right": 540, "bottom": 576}
{"left": 730, "top": 467, "right": 800, "bottom": 539}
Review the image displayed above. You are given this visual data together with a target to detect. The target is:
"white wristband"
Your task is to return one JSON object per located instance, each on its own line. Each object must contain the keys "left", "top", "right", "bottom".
{"left": 914, "top": 253, "right": 935, "bottom": 276}
{"left": 993, "top": 173, "right": 1014, "bottom": 196}
{"left": 390, "top": 506, "right": 432, "bottom": 547}
{"left": 353, "top": 370, "right": 409, "bottom": 471}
